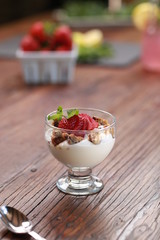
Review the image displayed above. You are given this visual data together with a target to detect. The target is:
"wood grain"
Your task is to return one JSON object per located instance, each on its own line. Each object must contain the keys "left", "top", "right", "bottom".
{"left": 0, "top": 12, "right": 160, "bottom": 240}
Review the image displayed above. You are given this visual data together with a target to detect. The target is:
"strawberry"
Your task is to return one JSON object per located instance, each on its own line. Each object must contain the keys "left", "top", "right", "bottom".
{"left": 67, "top": 115, "right": 79, "bottom": 129}
{"left": 56, "top": 45, "right": 71, "bottom": 51}
{"left": 58, "top": 117, "right": 69, "bottom": 129}
{"left": 53, "top": 25, "right": 72, "bottom": 50}
{"left": 30, "top": 21, "right": 48, "bottom": 43}
{"left": 40, "top": 46, "right": 51, "bottom": 52}
{"left": 58, "top": 114, "right": 98, "bottom": 130}
{"left": 21, "top": 35, "right": 40, "bottom": 51}
{"left": 82, "top": 117, "right": 88, "bottom": 130}
{"left": 79, "top": 114, "right": 98, "bottom": 130}
{"left": 49, "top": 36, "right": 57, "bottom": 50}
{"left": 58, "top": 115, "right": 79, "bottom": 130}
{"left": 74, "top": 115, "right": 84, "bottom": 130}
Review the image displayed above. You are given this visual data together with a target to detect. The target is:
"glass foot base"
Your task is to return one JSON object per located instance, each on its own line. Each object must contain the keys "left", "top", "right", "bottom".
{"left": 56, "top": 175, "right": 103, "bottom": 196}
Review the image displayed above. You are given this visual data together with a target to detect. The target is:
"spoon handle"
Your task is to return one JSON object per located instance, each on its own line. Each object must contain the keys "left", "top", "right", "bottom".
{"left": 29, "top": 230, "right": 46, "bottom": 240}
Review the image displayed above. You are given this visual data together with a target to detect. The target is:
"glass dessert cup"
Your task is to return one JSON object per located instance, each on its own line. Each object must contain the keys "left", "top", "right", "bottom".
{"left": 45, "top": 108, "right": 116, "bottom": 195}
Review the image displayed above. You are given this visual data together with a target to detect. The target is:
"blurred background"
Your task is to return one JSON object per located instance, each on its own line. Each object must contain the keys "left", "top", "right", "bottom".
{"left": 0, "top": 0, "right": 160, "bottom": 74}
{"left": 0, "top": 0, "right": 140, "bottom": 24}
{"left": 0, "top": 0, "right": 59, "bottom": 24}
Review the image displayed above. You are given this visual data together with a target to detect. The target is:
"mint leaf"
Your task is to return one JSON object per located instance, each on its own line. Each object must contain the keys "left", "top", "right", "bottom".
{"left": 48, "top": 106, "right": 63, "bottom": 121}
{"left": 67, "top": 109, "right": 79, "bottom": 119}
{"left": 48, "top": 113, "right": 61, "bottom": 121}
{"left": 48, "top": 106, "right": 79, "bottom": 121}
{"left": 48, "top": 115, "right": 51, "bottom": 120}
{"left": 57, "top": 106, "right": 63, "bottom": 114}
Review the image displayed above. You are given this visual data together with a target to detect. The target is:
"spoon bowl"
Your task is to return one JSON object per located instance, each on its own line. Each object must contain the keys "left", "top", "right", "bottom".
{"left": 0, "top": 206, "right": 46, "bottom": 240}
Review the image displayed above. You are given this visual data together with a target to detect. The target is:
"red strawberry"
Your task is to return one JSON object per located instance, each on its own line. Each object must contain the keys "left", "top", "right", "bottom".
{"left": 74, "top": 115, "right": 84, "bottom": 130}
{"left": 40, "top": 46, "right": 51, "bottom": 52}
{"left": 58, "top": 117, "right": 69, "bottom": 129}
{"left": 58, "top": 115, "right": 79, "bottom": 130}
{"left": 79, "top": 114, "right": 98, "bottom": 130}
{"left": 82, "top": 117, "right": 88, "bottom": 130}
{"left": 56, "top": 45, "right": 71, "bottom": 51}
{"left": 21, "top": 35, "right": 40, "bottom": 51}
{"left": 58, "top": 114, "right": 98, "bottom": 131}
{"left": 53, "top": 25, "right": 72, "bottom": 50}
{"left": 67, "top": 115, "right": 79, "bottom": 129}
{"left": 30, "top": 21, "right": 47, "bottom": 43}
{"left": 49, "top": 36, "right": 57, "bottom": 50}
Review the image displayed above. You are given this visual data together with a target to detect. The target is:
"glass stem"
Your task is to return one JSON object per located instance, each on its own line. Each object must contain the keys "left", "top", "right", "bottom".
{"left": 68, "top": 167, "right": 93, "bottom": 189}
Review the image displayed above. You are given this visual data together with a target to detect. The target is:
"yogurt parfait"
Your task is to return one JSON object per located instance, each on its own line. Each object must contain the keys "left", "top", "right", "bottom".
{"left": 45, "top": 107, "right": 116, "bottom": 195}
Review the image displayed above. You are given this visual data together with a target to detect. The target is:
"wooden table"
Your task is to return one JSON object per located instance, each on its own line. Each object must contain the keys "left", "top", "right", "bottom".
{"left": 0, "top": 13, "right": 160, "bottom": 240}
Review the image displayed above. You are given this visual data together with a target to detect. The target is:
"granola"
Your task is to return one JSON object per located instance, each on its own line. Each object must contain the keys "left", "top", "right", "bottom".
{"left": 88, "top": 116, "right": 111, "bottom": 144}
{"left": 51, "top": 131, "right": 68, "bottom": 146}
{"left": 68, "top": 134, "right": 83, "bottom": 145}
{"left": 93, "top": 116, "right": 109, "bottom": 126}
{"left": 88, "top": 132, "right": 101, "bottom": 144}
{"left": 51, "top": 131, "right": 84, "bottom": 146}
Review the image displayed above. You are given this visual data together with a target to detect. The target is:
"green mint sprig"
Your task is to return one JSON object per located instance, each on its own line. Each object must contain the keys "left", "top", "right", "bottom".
{"left": 48, "top": 106, "right": 63, "bottom": 121}
{"left": 67, "top": 109, "right": 79, "bottom": 119}
{"left": 48, "top": 106, "right": 79, "bottom": 121}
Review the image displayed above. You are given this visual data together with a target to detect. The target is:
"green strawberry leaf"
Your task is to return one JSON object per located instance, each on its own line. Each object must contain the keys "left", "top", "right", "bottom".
{"left": 44, "top": 21, "right": 57, "bottom": 36}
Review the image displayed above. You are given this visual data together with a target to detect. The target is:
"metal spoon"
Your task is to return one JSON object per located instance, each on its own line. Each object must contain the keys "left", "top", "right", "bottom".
{"left": 0, "top": 206, "right": 46, "bottom": 240}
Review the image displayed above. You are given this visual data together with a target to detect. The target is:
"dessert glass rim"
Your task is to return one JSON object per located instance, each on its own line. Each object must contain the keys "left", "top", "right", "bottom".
{"left": 45, "top": 107, "right": 116, "bottom": 133}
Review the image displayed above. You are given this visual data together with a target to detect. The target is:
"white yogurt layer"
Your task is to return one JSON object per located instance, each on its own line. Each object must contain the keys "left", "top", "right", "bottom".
{"left": 45, "top": 130, "right": 115, "bottom": 168}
